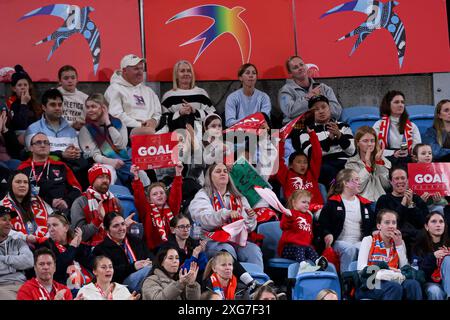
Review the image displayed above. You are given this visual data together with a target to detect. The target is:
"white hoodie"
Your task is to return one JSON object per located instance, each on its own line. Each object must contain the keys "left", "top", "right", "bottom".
{"left": 105, "top": 71, "right": 162, "bottom": 128}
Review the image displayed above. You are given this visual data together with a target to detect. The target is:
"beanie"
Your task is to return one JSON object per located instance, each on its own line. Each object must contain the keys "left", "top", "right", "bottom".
{"left": 88, "top": 164, "right": 111, "bottom": 185}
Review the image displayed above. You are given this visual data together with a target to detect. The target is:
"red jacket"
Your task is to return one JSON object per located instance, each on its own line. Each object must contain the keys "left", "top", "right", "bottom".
{"left": 132, "top": 175, "right": 182, "bottom": 251}
{"left": 274, "top": 131, "right": 323, "bottom": 206}
{"left": 278, "top": 209, "right": 314, "bottom": 256}
{"left": 17, "top": 278, "right": 73, "bottom": 300}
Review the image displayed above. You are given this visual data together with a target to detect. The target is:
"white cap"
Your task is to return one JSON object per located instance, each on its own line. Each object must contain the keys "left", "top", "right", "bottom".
{"left": 120, "top": 54, "right": 146, "bottom": 69}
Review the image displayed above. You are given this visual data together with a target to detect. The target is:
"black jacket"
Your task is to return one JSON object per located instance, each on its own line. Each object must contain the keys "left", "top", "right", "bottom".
{"left": 317, "top": 194, "right": 375, "bottom": 245}
{"left": 93, "top": 235, "right": 154, "bottom": 284}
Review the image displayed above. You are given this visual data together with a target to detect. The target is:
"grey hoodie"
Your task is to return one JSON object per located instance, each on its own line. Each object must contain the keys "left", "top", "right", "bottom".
{"left": 0, "top": 235, "right": 34, "bottom": 284}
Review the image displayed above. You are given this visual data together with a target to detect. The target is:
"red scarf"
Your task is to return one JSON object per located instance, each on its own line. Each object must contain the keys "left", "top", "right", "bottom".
{"left": 210, "top": 273, "right": 237, "bottom": 300}
{"left": 149, "top": 203, "right": 174, "bottom": 243}
{"left": 368, "top": 233, "right": 399, "bottom": 268}
{"left": 82, "top": 186, "right": 119, "bottom": 246}
{"left": 94, "top": 283, "right": 114, "bottom": 300}
{"left": 377, "top": 115, "right": 413, "bottom": 153}
{"left": 54, "top": 242, "right": 93, "bottom": 288}
{"left": 2, "top": 194, "right": 49, "bottom": 240}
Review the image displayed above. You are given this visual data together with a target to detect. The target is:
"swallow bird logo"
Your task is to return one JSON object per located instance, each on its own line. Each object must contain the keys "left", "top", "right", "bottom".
{"left": 321, "top": 0, "right": 406, "bottom": 67}
{"left": 19, "top": 4, "right": 101, "bottom": 74}
{"left": 166, "top": 4, "right": 251, "bottom": 64}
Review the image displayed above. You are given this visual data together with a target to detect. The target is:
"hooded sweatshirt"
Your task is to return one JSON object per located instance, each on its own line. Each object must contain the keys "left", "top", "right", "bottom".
{"left": 57, "top": 86, "right": 88, "bottom": 126}
{"left": 105, "top": 71, "right": 162, "bottom": 128}
{"left": 0, "top": 235, "right": 34, "bottom": 284}
{"left": 17, "top": 278, "right": 73, "bottom": 300}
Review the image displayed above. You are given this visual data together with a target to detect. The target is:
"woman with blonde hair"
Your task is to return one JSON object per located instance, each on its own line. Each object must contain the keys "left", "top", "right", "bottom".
{"left": 423, "top": 99, "right": 450, "bottom": 161}
{"left": 202, "top": 251, "right": 238, "bottom": 300}
{"left": 318, "top": 168, "right": 376, "bottom": 272}
{"left": 79, "top": 93, "right": 149, "bottom": 188}
{"left": 345, "top": 125, "right": 391, "bottom": 202}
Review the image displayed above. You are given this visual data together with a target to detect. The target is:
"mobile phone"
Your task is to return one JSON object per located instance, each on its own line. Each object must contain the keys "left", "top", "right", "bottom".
{"left": 400, "top": 143, "right": 408, "bottom": 150}
{"left": 312, "top": 82, "right": 321, "bottom": 89}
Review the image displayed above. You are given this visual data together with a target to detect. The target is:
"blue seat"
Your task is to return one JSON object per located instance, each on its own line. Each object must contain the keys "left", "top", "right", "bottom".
{"left": 257, "top": 221, "right": 296, "bottom": 270}
{"left": 240, "top": 262, "right": 271, "bottom": 285}
{"left": 319, "top": 183, "right": 328, "bottom": 205}
{"left": 288, "top": 262, "right": 342, "bottom": 300}
{"left": 109, "top": 185, "right": 139, "bottom": 222}
{"left": 341, "top": 106, "right": 380, "bottom": 134}
{"left": 406, "top": 104, "right": 435, "bottom": 137}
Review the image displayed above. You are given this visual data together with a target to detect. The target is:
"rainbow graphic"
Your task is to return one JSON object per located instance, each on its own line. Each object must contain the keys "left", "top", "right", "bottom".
{"left": 166, "top": 4, "right": 251, "bottom": 64}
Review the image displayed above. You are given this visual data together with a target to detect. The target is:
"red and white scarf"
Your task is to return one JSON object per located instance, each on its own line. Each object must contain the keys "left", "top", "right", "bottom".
{"left": 377, "top": 115, "right": 413, "bottom": 153}
{"left": 210, "top": 272, "right": 237, "bottom": 300}
{"left": 94, "top": 283, "right": 114, "bottom": 300}
{"left": 82, "top": 186, "right": 119, "bottom": 246}
{"left": 2, "top": 193, "right": 49, "bottom": 239}
{"left": 149, "top": 203, "right": 174, "bottom": 243}
{"left": 368, "top": 233, "right": 400, "bottom": 269}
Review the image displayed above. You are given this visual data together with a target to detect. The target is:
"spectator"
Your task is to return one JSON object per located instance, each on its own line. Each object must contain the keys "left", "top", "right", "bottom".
{"left": 131, "top": 163, "right": 183, "bottom": 251}
{"left": 141, "top": 246, "right": 200, "bottom": 300}
{"left": 71, "top": 164, "right": 124, "bottom": 246}
{"left": 411, "top": 143, "right": 447, "bottom": 213}
{"left": 203, "top": 114, "right": 229, "bottom": 166}
{"left": 316, "top": 288, "right": 339, "bottom": 300}
{"left": 39, "top": 213, "right": 93, "bottom": 290}
{"left": 318, "top": 168, "right": 376, "bottom": 272}
{"left": 225, "top": 63, "right": 271, "bottom": 128}
{"left": 375, "top": 167, "right": 429, "bottom": 254}
{"left": 6, "top": 65, "right": 42, "bottom": 145}
{"left": 423, "top": 99, "right": 450, "bottom": 162}
{"left": 298, "top": 95, "right": 355, "bottom": 188}
{"left": 76, "top": 255, "right": 140, "bottom": 300}
{"left": 200, "top": 290, "right": 222, "bottom": 300}
{"left": 57, "top": 65, "right": 88, "bottom": 131}
{"left": 17, "top": 247, "right": 74, "bottom": 300}
{"left": 202, "top": 251, "right": 237, "bottom": 300}
{"left": 1, "top": 171, "right": 53, "bottom": 245}
{"left": 105, "top": 54, "right": 161, "bottom": 135}
{"left": 373, "top": 90, "right": 421, "bottom": 166}
{"left": 345, "top": 126, "right": 391, "bottom": 202}
{"left": 18, "top": 132, "right": 81, "bottom": 217}
{"left": 93, "top": 212, "right": 153, "bottom": 293}
{"left": 24, "top": 88, "right": 89, "bottom": 188}
{"left": 79, "top": 93, "right": 150, "bottom": 188}
{"left": 0, "top": 104, "right": 23, "bottom": 170}
{"left": 355, "top": 209, "right": 422, "bottom": 300}
{"left": 188, "top": 163, "right": 263, "bottom": 269}
{"left": 0, "top": 207, "right": 34, "bottom": 300}
{"left": 253, "top": 285, "right": 278, "bottom": 300}
{"left": 412, "top": 212, "right": 450, "bottom": 300}
{"left": 279, "top": 55, "right": 341, "bottom": 126}
{"left": 273, "top": 125, "right": 323, "bottom": 210}
{"left": 161, "top": 60, "right": 215, "bottom": 132}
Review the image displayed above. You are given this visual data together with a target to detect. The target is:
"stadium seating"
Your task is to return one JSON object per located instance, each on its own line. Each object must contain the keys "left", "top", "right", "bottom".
{"left": 406, "top": 104, "right": 435, "bottom": 136}
{"left": 341, "top": 106, "right": 380, "bottom": 134}
{"left": 240, "top": 262, "right": 271, "bottom": 285}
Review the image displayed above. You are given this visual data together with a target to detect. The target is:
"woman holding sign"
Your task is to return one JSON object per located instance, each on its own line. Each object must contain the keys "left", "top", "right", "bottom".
{"left": 225, "top": 63, "right": 271, "bottom": 128}
{"left": 188, "top": 163, "right": 263, "bottom": 269}
{"left": 79, "top": 93, "right": 150, "bottom": 189}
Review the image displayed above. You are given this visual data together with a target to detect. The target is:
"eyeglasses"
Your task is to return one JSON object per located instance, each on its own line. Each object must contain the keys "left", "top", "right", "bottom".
{"left": 31, "top": 140, "right": 50, "bottom": 146}
{"left": 176, "top": 224, "right": 191, "bottom": 230}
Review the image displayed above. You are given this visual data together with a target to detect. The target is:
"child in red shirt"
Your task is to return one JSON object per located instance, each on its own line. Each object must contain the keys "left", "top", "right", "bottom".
{"left": 273, "top": 127, "right": 323, "bottom": 212}
{"left": 278, "top": 190, "right": 325, "bottom": 267}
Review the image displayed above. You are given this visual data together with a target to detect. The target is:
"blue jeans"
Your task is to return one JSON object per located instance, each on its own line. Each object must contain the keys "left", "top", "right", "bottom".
{"left": 206, "top": 241, "right": 264, "bottom": 270}
{"left": 333, "top": 240, "right": 361, "bottom": 272}
{"left": 356, "top": 279, "right": 422, "bottom": 300}
{"left": 424, "top": 282, "right": 446, "bottom": 300}
{"left": 123, "top": 265, "right": 152, "bottom": 293}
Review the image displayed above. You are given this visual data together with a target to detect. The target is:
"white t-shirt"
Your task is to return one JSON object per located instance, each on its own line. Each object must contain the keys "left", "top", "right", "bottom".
{"left": 337, "top": 197, "right": 362, "bottom": 243}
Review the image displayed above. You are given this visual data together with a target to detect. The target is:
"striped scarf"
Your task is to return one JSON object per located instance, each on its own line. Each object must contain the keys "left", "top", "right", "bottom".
{"left": 368, "top": 233, "right": 399, "bottom": 268}
{"left": 377, "top": 115, "right": 413, "bottom": 153}
{"left": 149, "top": 203, "right": 174, "bottom": 243}
{"left": 210, "top": 273, "right": 237, "bottom": 300}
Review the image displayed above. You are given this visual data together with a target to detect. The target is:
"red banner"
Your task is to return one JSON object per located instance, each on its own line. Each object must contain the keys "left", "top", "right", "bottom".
{"left": 0, "top": 0, "right": 141, "bottom": 82}
{"left": 223, "top": 112, "right": 267, "bottom": 134}
{"left": 131, "top": 133, "right": 178, "bottom": 170}
{"left": 280, "top": 113, "right": 306, "bottom": 139}
{"left": 407, "top": 163, "right": 450, "bottom": 196}
{"left": 295, "top": 0, "right": 450, "bottom": 77}
{"left": 144, "top": 0, "right": 295, "bottom": 81}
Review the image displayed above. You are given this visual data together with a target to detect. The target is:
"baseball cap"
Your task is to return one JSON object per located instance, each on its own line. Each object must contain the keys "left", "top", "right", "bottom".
{"left": 0, "top": 207, "right": 17, "bottom": 219}
{"left": 308, "top": 95, "right": 329, "bottom": 109}
{"left": 120, "top": 54, "right": 146, "bottom": 69}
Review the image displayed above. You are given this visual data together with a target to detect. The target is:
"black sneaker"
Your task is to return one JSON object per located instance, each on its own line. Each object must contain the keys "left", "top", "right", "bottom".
{"left": 315, "top": 256, "right": 329, "bottom": 271}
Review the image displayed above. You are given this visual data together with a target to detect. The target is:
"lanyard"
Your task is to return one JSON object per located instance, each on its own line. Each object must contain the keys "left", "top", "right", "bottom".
{"left": 94, "top": 283, "right": 113, "bottom": 300}
{"left": 31, "top": 160, "right": 49, "bottom": 184}
{"left": 35, "top": 278, "right": 56, "bottom": 300}
{"left": 214, "top": 191, "right": 228, "bottom": 210}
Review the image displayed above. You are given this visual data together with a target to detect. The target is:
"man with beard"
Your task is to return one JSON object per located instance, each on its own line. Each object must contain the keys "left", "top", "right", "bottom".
{"left": 71, "top": 164, "right": 128, "bottom": 246}
{"left": 0, "top": 206, "right": 34, "bottom": 300}
{"left": 375, "top": 166, "right": 429, "bottom": 254}
{"left": 17, "top": 247, "right": 76, "bottom": 300}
